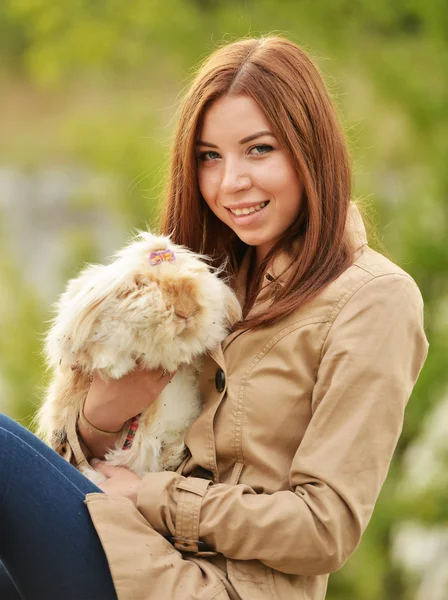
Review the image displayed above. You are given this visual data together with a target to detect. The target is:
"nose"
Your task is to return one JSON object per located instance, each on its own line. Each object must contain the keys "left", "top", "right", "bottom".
{"left": 220, "top": 158, "right": 251, "bottom": 195}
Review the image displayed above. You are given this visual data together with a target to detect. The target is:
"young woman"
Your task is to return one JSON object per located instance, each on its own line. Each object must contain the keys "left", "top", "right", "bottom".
{"left": 0, "top": 36, "right": 428, "bottom": 600}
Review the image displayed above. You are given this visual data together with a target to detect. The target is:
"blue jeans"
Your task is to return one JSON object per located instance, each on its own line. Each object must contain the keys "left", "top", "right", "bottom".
{"left": 0, "top": 413, "right": 118, "bottom": 599}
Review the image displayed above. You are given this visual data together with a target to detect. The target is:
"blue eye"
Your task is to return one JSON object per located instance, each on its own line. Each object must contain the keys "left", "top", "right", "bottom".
{"left": 198, "top": 150, "right": 220, "bottom": 162}
{"left": 249, "top": 144, "right": 273, "bottom": 155}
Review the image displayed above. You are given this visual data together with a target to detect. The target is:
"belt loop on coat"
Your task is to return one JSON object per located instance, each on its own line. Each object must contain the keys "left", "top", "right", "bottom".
{"left": 172, "top": 477, "right": 213, "bottom": 553}
{"left": 228, "top": 461, "right": 244, "bottom": 486}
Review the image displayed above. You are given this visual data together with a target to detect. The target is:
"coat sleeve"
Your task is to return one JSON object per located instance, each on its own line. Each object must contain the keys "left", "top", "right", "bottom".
{"left": 137, "top": 273, "right": 429, "bottom": 576}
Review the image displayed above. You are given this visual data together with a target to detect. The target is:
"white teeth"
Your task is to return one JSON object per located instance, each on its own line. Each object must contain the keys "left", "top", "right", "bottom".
{"left": 230, "top": 201, "right": 268, "bottom": 216}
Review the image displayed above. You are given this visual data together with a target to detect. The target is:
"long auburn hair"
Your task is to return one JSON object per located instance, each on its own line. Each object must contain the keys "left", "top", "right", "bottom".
{"left": 160, "top": 36, "right": 358, "bottom": 328}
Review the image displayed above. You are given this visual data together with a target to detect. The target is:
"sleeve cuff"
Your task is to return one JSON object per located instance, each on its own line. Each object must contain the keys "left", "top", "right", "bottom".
{"left": 136, "top": 473, "right": 213, "bottom": 552}
{"left": 136, "top": 471, "right": 181, "bottom": 537}
{"left": 173, "top": 477, "right": 213, "bottom": 552}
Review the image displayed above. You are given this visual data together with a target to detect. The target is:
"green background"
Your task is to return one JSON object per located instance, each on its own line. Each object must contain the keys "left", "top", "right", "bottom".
{"left": 0, "top": 1, "right": 447, "bottom": 598}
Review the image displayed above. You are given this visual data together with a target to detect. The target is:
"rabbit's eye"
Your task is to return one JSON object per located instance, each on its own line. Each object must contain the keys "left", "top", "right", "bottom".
{"left": 134, "top": 274, "right": 148, "bottom": 289}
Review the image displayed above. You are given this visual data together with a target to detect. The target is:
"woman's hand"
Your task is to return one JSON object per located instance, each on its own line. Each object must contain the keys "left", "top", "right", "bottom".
{"left": 78, "top": 366, "right": 175, "bottom": 460}
{"left": 91, "top": 459, "right": 142, "bottom": 505}
{"left": 84, "top": 366, "right": 176, "bottom": 433}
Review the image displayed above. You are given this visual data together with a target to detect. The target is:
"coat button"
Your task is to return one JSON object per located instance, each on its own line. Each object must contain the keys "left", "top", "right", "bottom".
{"left": 215, "top": 368, "right": 226, "bottom": 393}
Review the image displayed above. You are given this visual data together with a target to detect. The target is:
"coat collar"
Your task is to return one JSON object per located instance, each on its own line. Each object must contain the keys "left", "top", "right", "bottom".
{"left": 217, "top": 202, "right": 368, "bottom": 357}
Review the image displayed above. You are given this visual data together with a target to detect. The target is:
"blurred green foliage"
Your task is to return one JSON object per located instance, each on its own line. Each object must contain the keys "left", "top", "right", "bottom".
{"left": 0, "top": 1, "right": 447, "bottom": 599}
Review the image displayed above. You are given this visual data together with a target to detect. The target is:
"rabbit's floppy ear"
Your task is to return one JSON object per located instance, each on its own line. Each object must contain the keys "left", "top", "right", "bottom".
{"left": 224, "top": 286, "right": 243, "bottom": 328}
{"left": 45, "top": 263, "right": 124, "bottom": 363}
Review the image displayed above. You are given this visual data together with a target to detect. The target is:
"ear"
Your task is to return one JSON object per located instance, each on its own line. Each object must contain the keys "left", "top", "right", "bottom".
{"left": 45, "top": 264, "right": 123, "bottom": 365}
{"left": 224, "top": 287, "right": 243, "bottom": 328}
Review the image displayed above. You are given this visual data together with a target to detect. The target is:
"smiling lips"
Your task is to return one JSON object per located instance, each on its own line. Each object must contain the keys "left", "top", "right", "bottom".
{"left": 227, "top": 201, "right": 269, "bottom": 216}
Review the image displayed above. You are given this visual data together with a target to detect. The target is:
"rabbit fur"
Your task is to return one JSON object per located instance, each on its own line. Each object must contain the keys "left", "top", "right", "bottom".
{"left": 35, "top": 231, "right": 241, "bottom": 484}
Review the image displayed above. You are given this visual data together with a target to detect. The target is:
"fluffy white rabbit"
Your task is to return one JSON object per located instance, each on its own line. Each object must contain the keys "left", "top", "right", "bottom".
{"left": 34, "top": 232, "right": 241, "bottom": 483}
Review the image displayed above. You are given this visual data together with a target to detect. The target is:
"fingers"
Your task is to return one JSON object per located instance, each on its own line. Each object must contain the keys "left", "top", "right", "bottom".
{"left": 149, "top": 367, "right": 175, "bottom": 380}
{"left": 90, "top": 459, "right": 124, "bottom": 478}
{"left": 94, "top": 467, "right": 142, "bottom": 503}
{"left": 138, "top": 366, "right": 176, "bottom": 381}
{"left": 72, "top": 363, "right": 175, "bottom": 382}
{"left": 158, "top": 368, "right": 176, "bottom": 380}
{"left": 133, "top": 364, "right": 174, "bottom": 380}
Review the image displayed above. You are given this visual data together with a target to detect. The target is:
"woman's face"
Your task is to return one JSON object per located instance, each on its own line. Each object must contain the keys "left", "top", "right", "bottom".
{"left": 196, "top": 94, "right": 303, "bottom": 266}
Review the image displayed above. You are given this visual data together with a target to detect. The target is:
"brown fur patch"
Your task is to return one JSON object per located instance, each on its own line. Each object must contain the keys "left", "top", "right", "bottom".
{"left": 160, "top": 278, "right": 201, "bottom": 319}
{"left": 116, "top": 275, "right": 150, "bottom": 300}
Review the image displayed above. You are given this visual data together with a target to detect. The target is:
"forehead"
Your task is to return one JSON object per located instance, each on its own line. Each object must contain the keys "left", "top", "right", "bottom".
{"left": 199, "top": 95, "right": 271, "bottom": 141}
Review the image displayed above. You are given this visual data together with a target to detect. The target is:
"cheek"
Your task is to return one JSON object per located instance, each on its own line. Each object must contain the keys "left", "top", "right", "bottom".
{"left": 198, "top": 168, "right": 219, "bottom": 207}
{"left": 251, "top": 154, "right": 291, "bottom": 192}
{"left": 266, "top": 162, "right": 302, "bottom": 209}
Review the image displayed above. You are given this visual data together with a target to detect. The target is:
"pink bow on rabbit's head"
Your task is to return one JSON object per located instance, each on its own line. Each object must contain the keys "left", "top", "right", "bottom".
{"left": 148, "top": 248, "right": 176, "bottom": 266}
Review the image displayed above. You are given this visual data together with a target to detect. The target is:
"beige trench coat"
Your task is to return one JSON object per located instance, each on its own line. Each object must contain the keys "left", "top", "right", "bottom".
{"left": 69, "top": 204, "right": 428, "bottom": 600}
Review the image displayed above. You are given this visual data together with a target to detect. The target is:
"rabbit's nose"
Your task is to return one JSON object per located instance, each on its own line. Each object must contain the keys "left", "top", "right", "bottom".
{"left": 174, "top": 311, "right": 189, "bottom": 320}
{"left": 176, "top": 314, "right": 193, "bottom": 328}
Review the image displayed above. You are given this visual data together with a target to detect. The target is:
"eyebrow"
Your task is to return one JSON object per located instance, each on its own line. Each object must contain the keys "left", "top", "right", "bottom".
{"left": 196, "top": 130, "right": 275, "bottom": 148}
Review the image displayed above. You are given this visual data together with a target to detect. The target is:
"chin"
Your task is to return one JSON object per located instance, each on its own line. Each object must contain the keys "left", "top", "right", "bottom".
{"left": 236, "top": 232, "right": 274, "bottom": 250}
